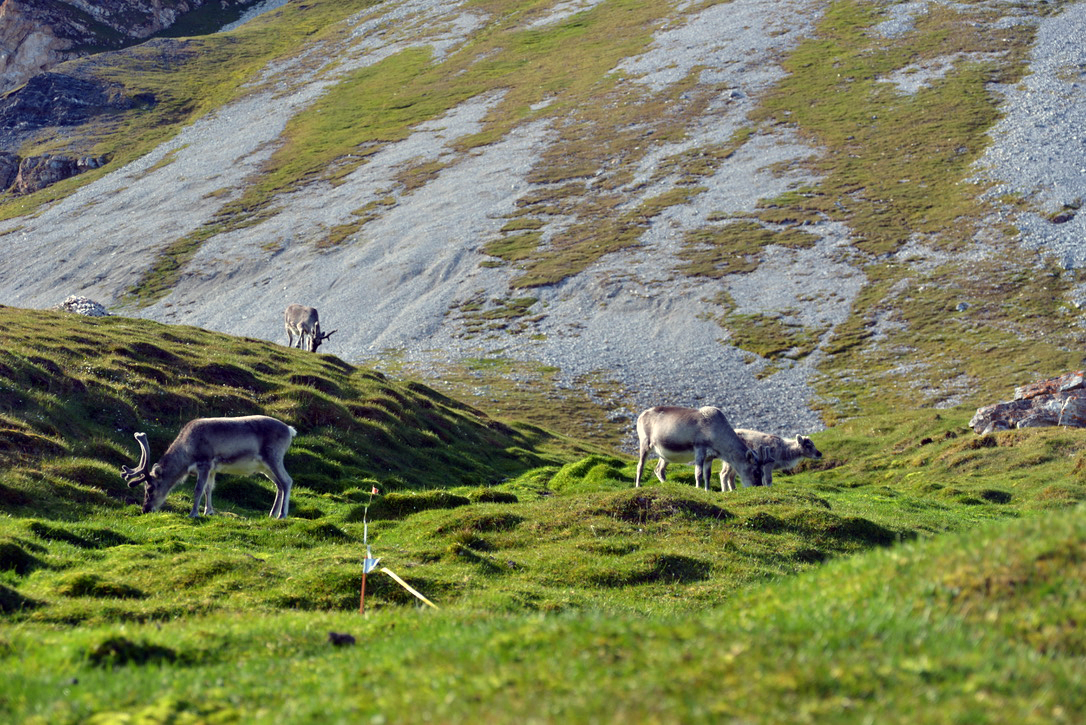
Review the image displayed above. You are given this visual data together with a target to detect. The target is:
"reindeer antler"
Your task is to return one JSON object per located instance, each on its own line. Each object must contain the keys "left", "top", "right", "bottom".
{"left": 310, "top": 329, "right": 336, "bottom": 352}
{"left": 120, "top": 432, "right": 152, "bottom": 487}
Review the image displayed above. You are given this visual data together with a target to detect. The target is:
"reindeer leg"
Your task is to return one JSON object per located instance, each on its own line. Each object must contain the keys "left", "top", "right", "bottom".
{"left": 267, "top": 460, "right": 293, "bottom": 519}
{"left": 694, "top": 448, "right": 707, "bottom": 490}
{"left": 203, "top": 471, "right": 217, "bottom": 516}
{"left": 723, "top": 463, "right": 737, "bottom": 492}
{"left": 260, "top": 462, "right": 280, "bottom": 517}
{"left": 653, "top": 459, "right": 668, "bottom": 484}
{"left": 635, "top": 447, "right": 649, "bottom": 487}
{"left": 191, "top": 465, "right": 211, "bottom": 518}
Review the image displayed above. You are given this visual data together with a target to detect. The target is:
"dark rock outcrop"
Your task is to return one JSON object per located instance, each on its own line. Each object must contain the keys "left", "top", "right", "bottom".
{"left": 969, "top": 371, "right": 1086, "bottom": 434}
{"left": 0, "top": 72, "right": 141, "bottom": 133}
{"left": 0, "top": 71, "right": 126, "bottom": 194}
{"left": 0, "top": 151, "right": 18, "bottom": 189}
{"left": 9, "top": 154, "right": 109, "bottom": 195}
{"left": 0, "top": 0, "right": 260, "bottom": 94}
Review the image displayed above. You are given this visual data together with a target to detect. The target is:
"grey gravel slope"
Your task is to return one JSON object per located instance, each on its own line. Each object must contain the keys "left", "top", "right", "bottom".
{"left": 1, "top": 0, "right": 1083, "bottom": 450}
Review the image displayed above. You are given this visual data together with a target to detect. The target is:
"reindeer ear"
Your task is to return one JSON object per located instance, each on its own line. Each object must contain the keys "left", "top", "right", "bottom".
{"left": 760, "top": 445, "right": 774, "bottom": 464}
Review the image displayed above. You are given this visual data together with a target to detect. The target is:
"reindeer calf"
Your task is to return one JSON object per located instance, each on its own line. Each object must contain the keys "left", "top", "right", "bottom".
{"left": 721, "top": 430, "right": 822, "bottom": 491}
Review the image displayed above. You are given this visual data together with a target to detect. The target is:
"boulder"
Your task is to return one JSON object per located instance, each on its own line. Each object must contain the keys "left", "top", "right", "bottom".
{"left": 11, "top": 155, "right": 80, "bottom": 195}
{"left": 57, "top": 295, "right": 110, "bottom": 317}
{"left": 0, "top": 150, "right": 110, "bottom": 194}
{"left": 969, "top": 371, "right": 1086, "bottom": 434}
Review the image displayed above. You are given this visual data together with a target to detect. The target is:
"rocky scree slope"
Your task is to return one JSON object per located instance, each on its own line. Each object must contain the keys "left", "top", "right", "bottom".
{"left": 0, "top": 0, "right": 1084, "bottom": 451}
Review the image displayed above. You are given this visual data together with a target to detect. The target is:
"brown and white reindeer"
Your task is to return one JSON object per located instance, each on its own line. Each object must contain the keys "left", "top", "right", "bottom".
{"left": 120, "top": 415, "right": 297, "bottom": 518}
{"left": 634, "top": 406, "right": 772, "bottom": 492}
{"left": 720, "top": 430, "right": 823, "bottom": 491}
{"left": 284, "top": 304, "right": 336, "bottom": 352}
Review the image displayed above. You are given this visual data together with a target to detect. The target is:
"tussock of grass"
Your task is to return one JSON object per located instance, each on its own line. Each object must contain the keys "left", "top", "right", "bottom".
{"left": 86, "top": 636, "right": 178, "bottom": 668}
{"left": 350, "top": 491, "right": 471, "bottom": 521}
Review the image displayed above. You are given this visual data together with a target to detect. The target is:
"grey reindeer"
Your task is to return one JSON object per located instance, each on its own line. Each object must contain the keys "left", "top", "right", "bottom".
{"left": 120, "top": 416, "right": 297, "bottom": 518}
{"left": 284, "top": 304, "right": 336, "bottom": 352}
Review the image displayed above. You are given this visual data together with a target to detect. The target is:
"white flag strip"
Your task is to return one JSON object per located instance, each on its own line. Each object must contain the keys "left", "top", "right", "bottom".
{"left": 380, "top": 567, "right": 439, "bottom": 609}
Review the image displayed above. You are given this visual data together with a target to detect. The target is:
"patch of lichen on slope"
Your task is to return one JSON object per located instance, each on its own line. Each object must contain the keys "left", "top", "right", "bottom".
{"left": 750, "top": 1, "right": 1044, "bottom": 255}
{"left": 712, "top": 0, "right": 1086, "bottom": 418}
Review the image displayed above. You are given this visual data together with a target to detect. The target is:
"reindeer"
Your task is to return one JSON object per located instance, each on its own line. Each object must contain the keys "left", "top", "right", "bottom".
{"left": 634, "top": 406, "right": 772, "bottom": 492}
{"left": 284, "top": 304, "right": 336, "bottom": 352}
{"left": 120, "top": 416, "right": 297, "bottom": 518}
{"left": 721, "top": 430, "right": 823, "bottom": 491}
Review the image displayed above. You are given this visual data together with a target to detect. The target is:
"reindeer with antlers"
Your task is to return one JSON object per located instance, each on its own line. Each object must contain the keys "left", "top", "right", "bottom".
{"left": 284, "top": 304, "right": 336, "bottom": 352}
{"left": 121, "top": 416, "right": 297, "bottom": 518}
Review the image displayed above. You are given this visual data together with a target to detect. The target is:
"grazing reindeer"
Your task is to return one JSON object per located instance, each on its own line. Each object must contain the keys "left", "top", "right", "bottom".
{"left": 284, "top": 304, "right": 336, "bottom": 352}
{"left": 721, "top": 430, "right": 823, "bottom": 491}
{"left": 635, "top": 406, "right": 772, "bottom": 492}
{"left": 120, "top": 416, "right": 297, "bottom": 519}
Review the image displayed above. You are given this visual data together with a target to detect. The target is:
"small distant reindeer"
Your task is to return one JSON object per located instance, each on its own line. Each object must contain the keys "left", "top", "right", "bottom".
{"left": 284, "top": 304, "right": 336, "bottom": 352}
{"left": 721, "top": 430, "right": 823, "bottom": 490}
{"left": 634, "top": 405, "right": 772, "bottom": 491}
{"left": 120, "top": 415, "right": 297, "bottom": 518}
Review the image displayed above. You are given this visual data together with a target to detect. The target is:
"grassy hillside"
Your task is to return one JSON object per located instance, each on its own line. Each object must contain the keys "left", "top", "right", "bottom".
{"left": 0, "top": 305, "right": 587, "bottom": 517}
{"left": 1, "top": 306, "right": 1084, "bottom": 721}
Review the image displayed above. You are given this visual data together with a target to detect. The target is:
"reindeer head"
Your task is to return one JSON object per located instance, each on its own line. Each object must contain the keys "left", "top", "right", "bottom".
{"left": 742, "top": 445, "right": 775, "bottom": 487}
{"left": 798, "top": 435, "right": 822, "bottom": 460}
{"left": 308, "top": 328, "right": 336, "bottom": 352}
{"left": 120, "top": 432, "right": 177, "bottom": 513}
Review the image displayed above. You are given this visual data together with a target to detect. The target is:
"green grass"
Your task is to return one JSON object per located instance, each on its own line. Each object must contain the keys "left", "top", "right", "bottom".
{"left": 751, "top": 0, "right": 1036, "bottom": 254}
{"left": 677, "top": 221, "right": 820, "bottom": 279}
{"left": 3, "top": 5, "right": 1086, "bottom": 717}
{"left": 368, "top": 353, "right": 632, "bottom": 452}
{"left": 2, "top": 306, "right": 1085, "bottom": 720}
